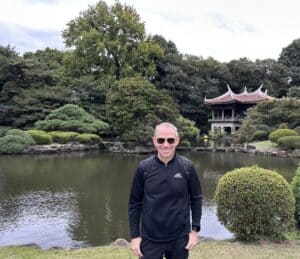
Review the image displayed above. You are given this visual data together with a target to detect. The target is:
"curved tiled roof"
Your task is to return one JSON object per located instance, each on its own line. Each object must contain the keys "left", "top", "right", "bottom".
{"left": 204, "top": 84, "right": 275, "bottom": 105}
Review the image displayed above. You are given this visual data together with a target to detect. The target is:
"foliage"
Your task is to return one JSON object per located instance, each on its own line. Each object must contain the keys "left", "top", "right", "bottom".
{"left": 106, "top": 76, "right": 180, "bottom": 142}
{"left": 215, "top": 166, "right": 295, "bottom": 241}
{"left": 238, "top": 99, "right": 300, "bottom": 142}
{"left": 179, "top": 140, "right": 191, "bottom": 147}
{"left": 291, "top": 165, "right": 300, "bottom": 226}
{"left": 0, "top": 126, "right": 12, "bottom": 138}
{"left": 176, "top": 115, "right": 200, "bottom": 142}
{"left": 5, "top": 129, "right": 35, "bottom": 146}
{"left": 287, "top": 86, "right": 300, "bottom": 98}
{"left": 269, "top": 129, "right": 298, "bottom": 143}
{"left": 35, "top": 104, "right": 109, "bottom": 135}
{"left": 277, "top": 136, "right": 300, "bottom": 149}
{"left": 279, "top": 39, "right": 300, "bottom": 67}
{"left": 49, "top": 131, "right": 79, "bottom": 144}
{"left": 252, "top": 130, "right": 268, "bottom": 141}
{"left": 256, "top": 124, "right": 272, "bottom": 134}
{"left": 293, "top": 126, "right": 300, "bottom": 135}
{"left": 75, "top": 133, "right": 101, "bottom": 144}
{"left": 0, "top": 130, "right": 36, "bottom": 153}
{"left": 26, "top": 129, "right": 52, "bottom": 145}
{"left": 62, "top": 1, "right": 163, "bottom": 80}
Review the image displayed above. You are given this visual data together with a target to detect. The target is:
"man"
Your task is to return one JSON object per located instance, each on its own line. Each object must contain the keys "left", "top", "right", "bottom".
{"left": 128, "top": 122, "right": 202, "bottom": 258}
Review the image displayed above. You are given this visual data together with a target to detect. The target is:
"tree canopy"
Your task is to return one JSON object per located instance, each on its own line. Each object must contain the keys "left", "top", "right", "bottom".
{"left": 62, "top": 0, "right": 163, "bottom": 80}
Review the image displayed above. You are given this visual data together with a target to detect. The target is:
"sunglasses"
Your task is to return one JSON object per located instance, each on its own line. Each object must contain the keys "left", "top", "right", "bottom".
{"left": 156, "top": 138, "right": 176, "bottom": 144}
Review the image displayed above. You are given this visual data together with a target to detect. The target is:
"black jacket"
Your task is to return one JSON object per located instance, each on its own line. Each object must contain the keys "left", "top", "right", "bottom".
{"left": 128, "top": 153, "right": 202, "bottom": 242}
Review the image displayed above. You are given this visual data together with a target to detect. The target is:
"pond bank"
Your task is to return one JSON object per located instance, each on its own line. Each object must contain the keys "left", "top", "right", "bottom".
{"left": 22, "top": 140, "right": 300, "bottom": 158}
{"left": 1, "top": 240, "right": 300, "bottom": 259}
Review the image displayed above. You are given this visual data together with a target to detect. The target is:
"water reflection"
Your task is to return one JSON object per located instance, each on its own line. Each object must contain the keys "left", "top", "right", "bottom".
{"left": 0, "top": 151, "right": 298, "bottom": 248}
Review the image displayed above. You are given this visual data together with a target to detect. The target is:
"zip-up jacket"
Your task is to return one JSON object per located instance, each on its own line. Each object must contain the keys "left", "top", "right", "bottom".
{"left": 128, "top": 153, "right": 202, "bottom": 242}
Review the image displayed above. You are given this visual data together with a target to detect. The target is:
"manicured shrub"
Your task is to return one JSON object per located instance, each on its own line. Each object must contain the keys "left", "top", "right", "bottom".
{"left": 26, "top": 130, "right": 52, "bottom": 145}
{"left": 49, "top": 131, "right": 79, "bottom": 144}
{"left": 0, "top": 126, "right": 12, "bottom": 138}
{"left": 215, "top": 165, "right": 295, "bottom": 241}
{"left": 257, "top": 124, "right": 272, "bottom": 134}
{"left": 269, "top": 129, "right": 298, "bottom": 143}
{"left": 5, "top": 129, "right": 35, "bottom": 146}
{"left": 252, "top": 130, "right": 268, "bottom": 141}
{"left": 75, "top": 134, "right": 101, "bottom": 144}
{"left": 291, "top": 165, "right": 300, "bottom": 226}
{"left": 179, "top": 140, "right": 191, "bottom": 147}
{"left": 278, "top": 136, "right": 300, "bottom": 149}
{"left": 35, "top": 104, "right": 109, "bottom": 135}
{"left": 0, "top": 135, "right": 29, "bottom": 154}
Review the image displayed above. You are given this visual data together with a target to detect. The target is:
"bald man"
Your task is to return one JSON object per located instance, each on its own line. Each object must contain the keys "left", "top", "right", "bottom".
{"left": 129, "top": 122, "right": 202, "bottom": 259}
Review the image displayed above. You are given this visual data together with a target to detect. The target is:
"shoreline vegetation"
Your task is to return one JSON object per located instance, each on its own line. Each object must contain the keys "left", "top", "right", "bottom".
{"left": 1, "top": 239, "right": 300, "bottom": 258}
{"left": 19, "top": 140, "right": 300, "bottom": 159}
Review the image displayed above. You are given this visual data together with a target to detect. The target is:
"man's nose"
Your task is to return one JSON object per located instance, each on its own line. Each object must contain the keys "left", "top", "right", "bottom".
{"left": 163, "top": 141, "right": 170, "bottom": 147}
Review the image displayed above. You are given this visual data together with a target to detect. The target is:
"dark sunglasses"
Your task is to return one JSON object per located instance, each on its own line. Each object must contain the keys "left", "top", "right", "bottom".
{"left": 156, "top": 138, "right": 176, "bottom": 144}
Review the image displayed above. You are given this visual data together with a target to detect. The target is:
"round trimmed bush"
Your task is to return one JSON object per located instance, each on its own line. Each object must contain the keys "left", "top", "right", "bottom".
{"left": 278, "top": 136, "right": 300, "bottom": 149}
{"left": 252, "top": 130, "right": 268, "bottom": 141}
{"left": 215, "top": 165, "right": 295, "bottom": 241}
{"left": 5, "top": 129, "right": 35, "bottom": 146}
{"left": 0, "top": 135, "right": 29, "bottom": 154}
{"left": 269, "top": 129, "right": 298, "bottom": 143}
{"left": 75, "top": 134, "right": 101, "bottom": 144}
{"left": 49, "top": 131, "right": 79, "bottom": 144}
{"left": 291, "top": 165, "right": 300, "bottom": 226}
{"left": 26, "top": 130, "right": 52, "bottom": 145}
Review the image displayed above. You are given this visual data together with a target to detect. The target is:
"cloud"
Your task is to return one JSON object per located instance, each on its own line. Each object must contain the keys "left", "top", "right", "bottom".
{"left": 0, "top": 22, "right": 64, "bottom": 53}
{"left": 208, "top": 13, "right": 256, "bottom": 33}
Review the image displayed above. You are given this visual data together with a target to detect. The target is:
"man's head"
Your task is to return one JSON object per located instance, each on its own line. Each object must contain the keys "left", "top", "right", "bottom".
{"left": 152, "top": 122, "right": 180, "bottom": 163}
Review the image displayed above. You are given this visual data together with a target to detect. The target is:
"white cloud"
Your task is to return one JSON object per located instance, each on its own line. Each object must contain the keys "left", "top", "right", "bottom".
{"left": 0, "top": 0, "right": 300, "bottom": 61}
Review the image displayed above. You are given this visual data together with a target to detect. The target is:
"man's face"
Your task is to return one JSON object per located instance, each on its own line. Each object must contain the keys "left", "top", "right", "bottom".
{"left": 152, "top": 125, "right": 180, "bottom": 162}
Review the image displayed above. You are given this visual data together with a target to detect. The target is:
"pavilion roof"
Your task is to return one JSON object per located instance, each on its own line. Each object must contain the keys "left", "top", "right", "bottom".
{"left": 204, "top": 84, "right": 275, "bottom": 105}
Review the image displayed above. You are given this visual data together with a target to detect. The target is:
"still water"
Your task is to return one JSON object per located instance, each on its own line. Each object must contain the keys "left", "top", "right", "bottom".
{"left": 0, "top": 151, "right": 299, "bottom": 249}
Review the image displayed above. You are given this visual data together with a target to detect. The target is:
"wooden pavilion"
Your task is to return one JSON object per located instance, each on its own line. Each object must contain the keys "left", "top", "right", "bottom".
{"left": 204, "top": 85, "right": 274, "bottom": 134}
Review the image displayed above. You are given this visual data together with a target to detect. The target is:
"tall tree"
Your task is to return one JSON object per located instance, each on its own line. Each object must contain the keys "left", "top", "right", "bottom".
{"left": 62, "top": 0, "right": 163, "bottom": 80}
{"left": 278, "top": 38, "right": 300, "bottom": 87}
{"left": 106, "top": 76, "right": 199, "bottom": 143}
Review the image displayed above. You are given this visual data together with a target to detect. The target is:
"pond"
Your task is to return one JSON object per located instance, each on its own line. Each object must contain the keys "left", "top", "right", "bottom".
{"left": 0, "top": 151, "right": 299, "bottom": 249}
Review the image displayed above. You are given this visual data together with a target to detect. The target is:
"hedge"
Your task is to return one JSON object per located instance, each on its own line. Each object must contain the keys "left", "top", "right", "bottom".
{"left": 269, "top": 129, "right": 298, "bottom": 143}
{"left": 215, "top": 165, "right": 295, "bottom": 241}
{"left": 26, "top": 130, "right": 52, "bottom": 145}
{"left": 74, "top": 134, "right": 101, "bottom": 144}
{"left": 49, "top": 131, "right": 79, "bottom": 144}
{"left": 291, "top": 165, "right": 300, "bottom": 226}
{"left": 0, "top": 135, "right": 30, "bottom": 154}
{"left": 5, "top": 129, "right": 35, "bottom": 146}
{"left": 278, "top": 136, "right": 300, "bottom": 149}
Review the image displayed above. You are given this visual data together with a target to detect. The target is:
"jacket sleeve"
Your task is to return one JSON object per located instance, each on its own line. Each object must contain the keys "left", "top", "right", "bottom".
{"left": 128, "top": 164, "right": 144, "bottom": 239}
{"left": 188, "top": 163, "right": 202, "bottom": 230}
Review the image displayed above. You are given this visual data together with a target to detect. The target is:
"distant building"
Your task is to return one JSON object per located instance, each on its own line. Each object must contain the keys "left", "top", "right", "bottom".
{"left": 204, "top": 85, "right": 275, "bottom": 134}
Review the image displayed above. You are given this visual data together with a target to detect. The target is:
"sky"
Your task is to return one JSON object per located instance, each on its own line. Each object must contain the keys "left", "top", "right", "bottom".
{"left": 1, "top": 0, "right": 300, "bottom": 62}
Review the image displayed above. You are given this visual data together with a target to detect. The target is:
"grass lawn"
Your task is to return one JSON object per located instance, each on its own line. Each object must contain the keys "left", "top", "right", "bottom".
{"left": 1, "top": 240, "right": 300, "bottom": 259}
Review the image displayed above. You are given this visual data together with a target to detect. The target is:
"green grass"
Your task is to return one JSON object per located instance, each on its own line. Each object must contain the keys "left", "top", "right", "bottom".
{"left": 1, "top": 240, "right": 300, "bottom": 259}
{"left": 251, "top": 140, "right": 279, "bottom": 152}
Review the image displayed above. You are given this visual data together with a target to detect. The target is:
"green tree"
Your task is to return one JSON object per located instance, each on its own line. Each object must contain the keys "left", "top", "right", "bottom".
{"left": 106, "top": 76, "right": 198, "bottom": 143}
{"left": 35, "top": 104, "right": 109, "bottom": 135}
{"left": 237, "top": 99, "right": 300, "bottom": 142}
{"left": 62, "top": 0, "right": 163, "bottom": 80}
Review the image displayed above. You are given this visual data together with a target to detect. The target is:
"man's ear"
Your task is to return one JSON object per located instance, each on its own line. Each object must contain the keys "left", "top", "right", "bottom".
{"left": 175, "top": 136, "right": 180, "bottom": 145}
